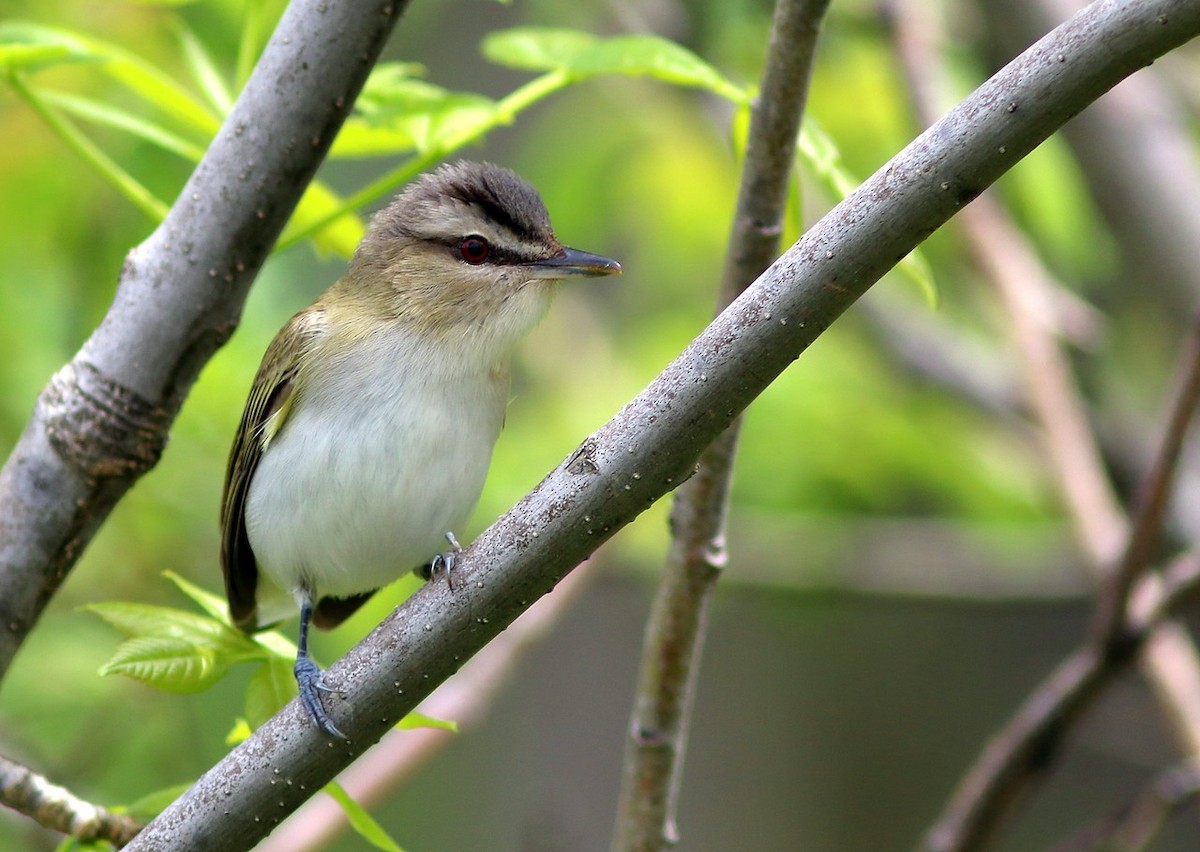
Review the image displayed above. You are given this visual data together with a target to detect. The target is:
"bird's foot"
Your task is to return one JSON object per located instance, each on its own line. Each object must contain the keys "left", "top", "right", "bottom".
{"left": 294, "top": 655, "right": 346, "bottom": 739}
{"left": 416, "top": 531, "right": 463, "bottom": 590}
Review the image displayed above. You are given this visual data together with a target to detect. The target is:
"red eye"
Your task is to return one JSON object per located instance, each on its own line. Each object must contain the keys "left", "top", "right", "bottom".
{"left": 459, "top": 235, "right": 490, "bottom": 265}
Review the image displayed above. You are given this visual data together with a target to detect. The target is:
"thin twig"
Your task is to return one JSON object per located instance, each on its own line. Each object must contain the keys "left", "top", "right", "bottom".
{"left": 922, "top": 553, "right": 1200, "bottom": 852}
{"left": 885, "top": 3, "right": 1200, "bottom": 847}
{"left": 0, "top": 755, "right": 139, "bottom": 847}
{"left": 1050, "top": 758, "right": 1200, "bottom": 852}
{"left": 611, "top": 1, "right": 829, "bottom": 848}
{"left": 1092, "top": 318, "right": 1200, "bottom": 647}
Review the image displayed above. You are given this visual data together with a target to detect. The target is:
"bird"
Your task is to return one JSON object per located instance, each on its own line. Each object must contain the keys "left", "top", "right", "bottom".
{"left": 219, "top": 161, "right": 621, "bottom": 738}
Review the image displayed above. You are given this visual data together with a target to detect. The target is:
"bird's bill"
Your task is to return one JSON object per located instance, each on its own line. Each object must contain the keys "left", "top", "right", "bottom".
{"left": 525, "top": 246, "right": 622, "bottom": 278}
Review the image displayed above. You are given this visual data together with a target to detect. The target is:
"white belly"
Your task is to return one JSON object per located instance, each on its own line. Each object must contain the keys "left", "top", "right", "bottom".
{"left": 244, "top": 334, "right": 507, "bottom": 601}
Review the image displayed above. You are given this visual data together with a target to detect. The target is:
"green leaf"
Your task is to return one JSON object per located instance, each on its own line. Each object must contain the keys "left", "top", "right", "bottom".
{"left": 481, "top": 27, "right": 597, "bottom": 71}
{"left": 7, "top": 75, "right": 169, "bottom": 222}
{"left": 798, "top": 116, "right": 937, "bottom": 306}
{"left": 99, "top": 635, "right": 231, "bottom": 693}
{"left": 797, "top": 116, "right": 858, "bottom": 198}
{"left": 84, "top": 601, "right": 257, "bottom": 652}
{"left": 484, "top": 28, "right": 748, "bottom": 104}
{"left": 282, "top": 181, "right": 366, "bottom": 258}
{"left": 325, "top": 782, "right": 406, "bottom": 852}
{"left": 0, "top": 21, "right": 97, "bottom": 73}
{"left": 0, "top": 42, "right": 76, "bottom": 72}
{"left": 162, "top": 570, "right": 233, "bottom": 622}
{"left": 226, "top": 718, "right": 253, "bottom": 746}
{"left": 40, "top": 91, "right": 205, "bottom": 161}
{"left": 53, "top": 839, "right": 109, "bottom": 852}
{"left": 85, "top": 597, "right": 265, "bottom": 693}
{"left": 396, "top": 711, "right": 458, "bottom": 733}
{"left": 244, "top": 657, "right": 295, "bottom": 729}
{"left": 356, "top": 70, "right": 498, "bottom": 154}
{"left": 125, "top": 783, "right": 193, "bottom": 821}
{"left": 330, "top": 118, "right": 419, "bottom": 158}
{"left": 176, "top": 22, "right": 233, "bottom": 116}
{"left": 572, "top": 35, "right": 748, "bottom": 102}
{"left": 0, "top": 21, "right": 219, "bottom": 135}
{"left": 236, "top": 0, "right": 273, "bottom": 88}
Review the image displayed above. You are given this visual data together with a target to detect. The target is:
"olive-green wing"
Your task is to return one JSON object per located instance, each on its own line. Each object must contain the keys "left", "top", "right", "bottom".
{"left": 220, "top": 310, "right": 321, "bottom": 631}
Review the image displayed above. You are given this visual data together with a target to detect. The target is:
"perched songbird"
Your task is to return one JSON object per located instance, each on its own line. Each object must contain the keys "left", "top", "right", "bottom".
{"left": 220, "top": 161, "right": 621, "bottom": 737}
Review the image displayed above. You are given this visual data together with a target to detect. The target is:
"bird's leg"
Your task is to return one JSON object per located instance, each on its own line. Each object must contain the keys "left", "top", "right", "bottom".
{"left": 294, "top": 591, "right": 346, "bottom": 739}
{"left": 416, "top": 531, "right": 463, "bottom": 590}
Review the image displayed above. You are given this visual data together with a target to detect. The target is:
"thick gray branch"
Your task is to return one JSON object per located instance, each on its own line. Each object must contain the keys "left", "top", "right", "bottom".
{"left": 126, "top": 2, "right": 1200, "bottom": 849}
{"left": 0, "top": 0, "right": 407, "bottom": 678}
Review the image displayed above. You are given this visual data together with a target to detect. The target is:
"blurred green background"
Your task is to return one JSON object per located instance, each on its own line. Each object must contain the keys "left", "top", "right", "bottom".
{"left": 2, "top": 0, "right": 1199, "bottom": 849}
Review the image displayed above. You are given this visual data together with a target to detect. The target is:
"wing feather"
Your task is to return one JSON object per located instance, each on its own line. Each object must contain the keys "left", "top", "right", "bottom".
{"left": 220, "top": 309, "right": 323, "bottom": 631}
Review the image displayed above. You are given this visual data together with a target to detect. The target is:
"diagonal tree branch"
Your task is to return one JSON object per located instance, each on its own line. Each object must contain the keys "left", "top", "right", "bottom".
{"left": 0, "top": 0, "right": 409, "bottom": 681}
{"left": 612, "top": 0, "right": 829, "bottom": 848}
{"left": 125, "top": 2, "right": 1200, "bottom": 849}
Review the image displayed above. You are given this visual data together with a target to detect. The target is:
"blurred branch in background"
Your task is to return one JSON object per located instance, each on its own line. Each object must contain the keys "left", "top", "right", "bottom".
{"left": 886, "top": 1, "right": 1200, "bottom": 846}
{"left": 0, "top": 755, "right": 138, "bottom": 847}
{"left": 611, "top": 0, "right": 829, "bottom": 848}
{"left": 919, "top": 313, "right": 1200, "bottom": 849}
{"left": 979, "top": 0, "right": 1200, "bottom": 314}
{"left": 1052, "top": 758, "right": 1200, "bottom": 851}
{"left": 922, "top": 550, "right": 1200, "bottom": 852}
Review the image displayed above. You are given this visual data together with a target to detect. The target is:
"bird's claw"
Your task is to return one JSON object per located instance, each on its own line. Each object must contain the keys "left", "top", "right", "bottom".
{"left": 416, "top": 531, "right": 463, "bottom": 591}
{"left": 295, "top": 656, "right": 346, "bottom": 739}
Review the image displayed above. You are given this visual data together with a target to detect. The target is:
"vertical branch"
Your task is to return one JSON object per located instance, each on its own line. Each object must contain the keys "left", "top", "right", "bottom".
{"left": 611, "top": 1, "right": 830, "bottom": 848}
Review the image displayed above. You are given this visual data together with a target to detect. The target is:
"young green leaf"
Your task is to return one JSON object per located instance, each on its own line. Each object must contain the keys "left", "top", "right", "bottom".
{"left": 481, "top": 27, "right": 597, "bottom": 71}
{"left": 324, "top": 782, "right": 406, "bottom": 852}
{"left": 798, "top": 116, "right": 937, "bottom": 306}
{"left": 0, "top": 21, "right": 96, "bottom": 72}
{"left": 244, "top": 656, "right": 296, "bottom": 729}
{"left": 162, "top": 570, "right": 233, "bottom": 622}
{"left": 280, "top": 181, "right": 367, "bottom": 258}
{"left": 99, "top": 635, "right": 231, "bottom": 693}
{"left": 0, "top": 42, "right": 75, "bottom": 72}
{"left": 225, "top": 718, "right": 253, "bottom": 746}
{"left": 0, "top": 21, "right": 219, "bottom": 134}
{"left": 175, "top": 22, "right": 233, "bottom": 116}
{"left": 84, "top": 601, "right": 258, "bottom": 654}
{"left": 41, "top": 91, "right": 205, "bottom": 161}
{"left": 483, "top": 28, "right": 749, "bottom": 104}
{"left": 9, "top": 75, "right": 170, "bottom": 221}
{"left": 330, "top": 119, "right": 419, "bottom": 158}
{"left": 125, "top": 783, "right": 194, "bottom": 821}
{"left": 571, "top": 35, "right": 748, "bottom": 103}
{"left": 396, "top": 711, "right": 458, "bottom": 733}
{"left": 355, "top": 72, "right": 498, "bottom": 154}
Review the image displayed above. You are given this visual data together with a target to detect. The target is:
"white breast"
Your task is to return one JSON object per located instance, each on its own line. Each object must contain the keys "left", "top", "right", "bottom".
{"left": 244, "top": 327, "right": 509, "bottom": 602}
